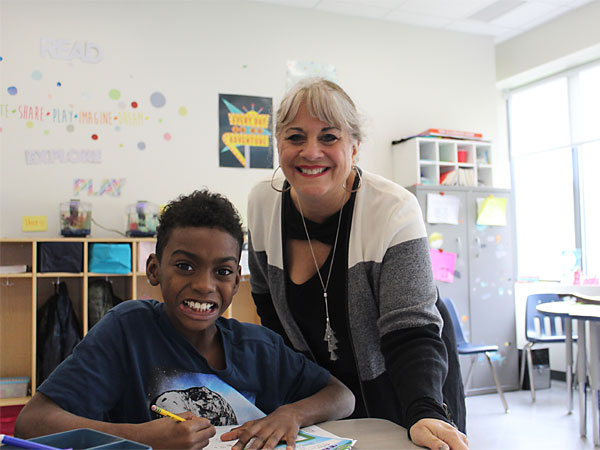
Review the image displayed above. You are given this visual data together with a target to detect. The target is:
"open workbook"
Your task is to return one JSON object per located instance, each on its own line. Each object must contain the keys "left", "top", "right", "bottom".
{"left": 149, "top": 373, "right": 355, "bottom": 449}
{"left": 207, "top": 424, "right": 356, "bottom": 450}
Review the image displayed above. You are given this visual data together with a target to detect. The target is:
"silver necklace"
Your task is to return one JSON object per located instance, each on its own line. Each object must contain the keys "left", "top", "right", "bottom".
{"left": 296, "top": 193, "right": 346, "bottom": 361}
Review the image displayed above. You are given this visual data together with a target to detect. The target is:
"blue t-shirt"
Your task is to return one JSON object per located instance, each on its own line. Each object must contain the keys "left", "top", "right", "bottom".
{"left": 38, "top": 300, "right": 330, "bottom": 425}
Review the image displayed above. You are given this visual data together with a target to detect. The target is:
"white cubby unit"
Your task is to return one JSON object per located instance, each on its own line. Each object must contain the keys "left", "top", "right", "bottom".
{"left": 392, "top": 137, "right": 493, "bottom": 188}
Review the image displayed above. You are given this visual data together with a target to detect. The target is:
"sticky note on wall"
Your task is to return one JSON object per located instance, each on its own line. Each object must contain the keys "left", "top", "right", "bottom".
{"left": 476, "top": 195, "right": 507, "bottom": 226}
{"left": 22, "top": 215, "right": 47, "bottom": 231}
{"left": 430, "top": 249, "right": 457, "bottom": 283}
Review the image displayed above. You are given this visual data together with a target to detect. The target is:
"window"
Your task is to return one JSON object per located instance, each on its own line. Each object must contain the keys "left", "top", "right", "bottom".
{"left": 508, "top": 61, "right": 600, "bottom": 282}
{"left": 579, "top": 141, "right": 600, "bottom": 278}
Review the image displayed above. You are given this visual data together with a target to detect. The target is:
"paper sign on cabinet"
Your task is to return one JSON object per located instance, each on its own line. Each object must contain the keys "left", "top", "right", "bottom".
{"left": 426, "top": 193, "right": 460, "bottom": 225}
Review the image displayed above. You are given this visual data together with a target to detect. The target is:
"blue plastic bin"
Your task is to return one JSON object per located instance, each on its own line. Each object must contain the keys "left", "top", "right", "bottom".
{"left": 3, "top": 428, "right": 150, "bottom": 449}
{"left": 89, "top": 243, "right": 132, "bottom": 274}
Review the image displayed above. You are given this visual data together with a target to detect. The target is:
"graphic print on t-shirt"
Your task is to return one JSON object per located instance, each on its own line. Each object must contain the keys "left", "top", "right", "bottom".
{"left": 154, "top": 386, "right": 237, "bottom": 425}
{"left": 148, "top": 368, "right": 265, "bottom": 425}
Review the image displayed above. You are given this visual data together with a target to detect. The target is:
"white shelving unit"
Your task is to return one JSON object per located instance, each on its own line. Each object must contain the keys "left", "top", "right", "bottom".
{"left": 392, "top": 137, "right": 493, "bottom": 187}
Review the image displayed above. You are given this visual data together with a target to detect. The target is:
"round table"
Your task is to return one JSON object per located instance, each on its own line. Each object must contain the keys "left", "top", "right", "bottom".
{"left": 536, "top": 300, "right": 600, "bottom": 445}
{"left": 319, "top": 418, "right": 421, "bottom": 449}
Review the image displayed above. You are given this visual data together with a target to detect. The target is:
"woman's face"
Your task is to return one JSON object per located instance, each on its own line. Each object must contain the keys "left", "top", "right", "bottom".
{"left": 278, "top": 102, "right": 357, "bottom": 203}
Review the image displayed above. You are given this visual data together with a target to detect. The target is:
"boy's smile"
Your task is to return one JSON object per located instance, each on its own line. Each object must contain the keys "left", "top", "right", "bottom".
{"left": 146, "top": 226, "right": 241, "bottom": 350}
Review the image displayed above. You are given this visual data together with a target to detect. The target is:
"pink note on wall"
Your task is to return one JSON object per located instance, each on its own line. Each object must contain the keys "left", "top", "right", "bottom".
{"left": 430, "top": 249, "right": 457, "bottom": 283}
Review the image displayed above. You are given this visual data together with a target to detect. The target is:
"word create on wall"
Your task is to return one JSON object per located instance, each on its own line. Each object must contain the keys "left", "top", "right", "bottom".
{"left": 41, "top": 37, "right": 103, "bottom": 63}
{"left": 74, "top": 178, "right": 126, "bottom": 197}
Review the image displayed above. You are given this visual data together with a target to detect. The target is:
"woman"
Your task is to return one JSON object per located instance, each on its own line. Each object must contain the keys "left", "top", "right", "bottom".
{"left": 247, "top": 78, "right": 468, "bottom": 450}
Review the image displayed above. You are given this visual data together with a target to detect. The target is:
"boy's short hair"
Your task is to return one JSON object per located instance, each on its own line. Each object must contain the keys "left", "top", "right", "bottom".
{"left": 155, "top": 189, "right": 244, "bottom": 261}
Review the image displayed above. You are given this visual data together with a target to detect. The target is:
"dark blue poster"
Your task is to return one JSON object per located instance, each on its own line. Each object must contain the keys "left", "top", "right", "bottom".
{"left": 218, "top": 94, "right": 273, "bottom": 169}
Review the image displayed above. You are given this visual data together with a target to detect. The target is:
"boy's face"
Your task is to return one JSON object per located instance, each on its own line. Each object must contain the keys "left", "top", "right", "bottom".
{"left": 146, "top": 226, "right": 241, "bottom": 344}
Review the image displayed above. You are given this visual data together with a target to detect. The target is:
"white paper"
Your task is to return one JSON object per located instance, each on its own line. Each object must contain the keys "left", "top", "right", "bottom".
{"left": 137, "top": 241, "right": 156, "bottom": 272}
{"left": 240, "top": 248, "right": 250, "bottom": 277}
{"left": 426, "top": 193, "right": 460, "bottom": 225}
{"left": 206, "top": 425, "right": 355, "bottom": 449}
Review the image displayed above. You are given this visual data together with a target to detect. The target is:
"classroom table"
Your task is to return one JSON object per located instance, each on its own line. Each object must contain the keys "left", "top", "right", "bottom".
{"left": 536, "top": 299, "right": 600, "bottom": 446}
{"left": 319, "top": 418, "right": 421, "bottom": 449}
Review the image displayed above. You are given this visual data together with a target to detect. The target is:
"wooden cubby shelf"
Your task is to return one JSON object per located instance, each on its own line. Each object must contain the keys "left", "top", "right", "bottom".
{"left": 0, "top": 238, "right": 258, "bottom": 406}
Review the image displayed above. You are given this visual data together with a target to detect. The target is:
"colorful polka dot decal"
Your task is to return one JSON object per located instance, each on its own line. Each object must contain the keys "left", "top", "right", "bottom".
{"left": 150, "top": 92, "right": 166, "bottom": 108}
{"left": 3, "top": 70, "right": 188, "bottom": 154}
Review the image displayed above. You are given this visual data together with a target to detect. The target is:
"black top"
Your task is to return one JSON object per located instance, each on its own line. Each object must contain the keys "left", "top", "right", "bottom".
{"left": 282, "top": 188, "right": 367, "bottom": 418}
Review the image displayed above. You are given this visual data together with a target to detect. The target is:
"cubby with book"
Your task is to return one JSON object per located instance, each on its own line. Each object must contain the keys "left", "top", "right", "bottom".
{"left": 392, "top": 136, "right": 493, "bottom": 187}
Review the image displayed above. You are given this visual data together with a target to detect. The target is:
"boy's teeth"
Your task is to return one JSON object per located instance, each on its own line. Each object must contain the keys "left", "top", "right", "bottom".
{"left": 184, "top": 300, "right": 214, "bottom": 311}
{"left": 300, "top": 167, "right": 326, "bottom": 175}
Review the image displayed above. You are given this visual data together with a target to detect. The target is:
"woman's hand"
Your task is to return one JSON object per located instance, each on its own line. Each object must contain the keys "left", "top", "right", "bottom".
{"left": 409, "top": 418, "right": 469, "bottom": 450}
{"left": 220, "top": 404, "right": 301, "bottom": 450}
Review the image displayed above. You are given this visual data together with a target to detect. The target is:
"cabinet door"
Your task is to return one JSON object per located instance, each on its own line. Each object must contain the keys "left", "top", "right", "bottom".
{"left": 414, "top": 187, "right": 474, "bottom": 384}
{"left": 466, "top": 190, "right": 519, "bottom": 392}
{"left": 415, "top": 187, "right": 470, "bottom": 334}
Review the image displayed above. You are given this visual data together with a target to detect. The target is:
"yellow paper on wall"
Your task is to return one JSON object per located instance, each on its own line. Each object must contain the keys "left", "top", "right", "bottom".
{"left": 22, "top": 215, "right": 47, "bottom": 231}
{"left": 476, "top": 196, "right": 507, "bottom": 226}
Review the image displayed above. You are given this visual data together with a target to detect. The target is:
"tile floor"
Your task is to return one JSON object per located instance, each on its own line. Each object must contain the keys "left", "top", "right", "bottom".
{"left": 466, "top": 380, "right": 597, "bottom": 449}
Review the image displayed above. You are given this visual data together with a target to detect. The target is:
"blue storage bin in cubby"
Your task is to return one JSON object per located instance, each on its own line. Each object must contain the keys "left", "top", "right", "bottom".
{"left": 38, "top": 242, "right": 83, "bottom": 273}
{"left": 89, "top": 243, "right": 132, "bottom": 274}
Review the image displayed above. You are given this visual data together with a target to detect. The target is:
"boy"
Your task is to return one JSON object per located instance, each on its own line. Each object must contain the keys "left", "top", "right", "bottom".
{"left": 15, "top": 190, "right": 355, "bottom": 450}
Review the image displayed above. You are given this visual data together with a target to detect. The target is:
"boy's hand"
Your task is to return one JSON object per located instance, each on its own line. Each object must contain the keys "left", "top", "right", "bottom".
{"left": 145, "top": 412, "right": 216, "bottom": 450}
{"left": 220, "top": 404, "right": 300, "bottom": 450}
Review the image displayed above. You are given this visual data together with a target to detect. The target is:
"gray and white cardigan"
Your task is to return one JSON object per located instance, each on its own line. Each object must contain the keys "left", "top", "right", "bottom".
{"left": 247, "top": 169, "right": 449, "bottom": 427}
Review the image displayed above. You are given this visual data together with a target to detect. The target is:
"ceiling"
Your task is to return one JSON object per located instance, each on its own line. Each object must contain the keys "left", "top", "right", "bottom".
{"left": 248, "top": 0, "right": 594, "bottom": 43}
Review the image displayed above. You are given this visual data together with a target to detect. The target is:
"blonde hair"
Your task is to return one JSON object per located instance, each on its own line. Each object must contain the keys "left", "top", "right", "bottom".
{"left": 276, "top": 77, "right": 363, "bottom": 142}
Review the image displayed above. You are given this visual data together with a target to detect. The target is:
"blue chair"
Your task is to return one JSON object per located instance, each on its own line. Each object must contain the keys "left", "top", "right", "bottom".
{"left": 521, "top": 293, "right": 577, "bottom": 403}
{"left": 440, "top": 297, "right": 509, "bottom": 413}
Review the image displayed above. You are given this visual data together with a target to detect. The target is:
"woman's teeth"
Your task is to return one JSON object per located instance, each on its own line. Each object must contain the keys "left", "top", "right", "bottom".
{"left": 299, "top": 167, "right": 326, "bottom": 175}
{"left": 183, "top": 300, "right": 215, "bottom": 312}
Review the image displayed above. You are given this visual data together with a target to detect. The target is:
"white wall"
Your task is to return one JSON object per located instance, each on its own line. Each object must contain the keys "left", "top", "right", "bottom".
{"left": 496, "top": 0, "right": 600, "bottom": 88}
{"left": 0, "top": 0, "right": 502, "bottom": 238}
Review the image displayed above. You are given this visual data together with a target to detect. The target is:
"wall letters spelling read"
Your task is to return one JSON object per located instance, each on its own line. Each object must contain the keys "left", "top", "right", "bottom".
{"left": 41, "top": 37, "right": 103, "bottom": 63}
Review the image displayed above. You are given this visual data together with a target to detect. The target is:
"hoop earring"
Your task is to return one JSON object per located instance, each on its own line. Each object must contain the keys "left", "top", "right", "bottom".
{"left": 271, "top": 165, "right": 291, "bottom": 193}
{"left": 343, "top": 165, "right": 362, "bottom": 193}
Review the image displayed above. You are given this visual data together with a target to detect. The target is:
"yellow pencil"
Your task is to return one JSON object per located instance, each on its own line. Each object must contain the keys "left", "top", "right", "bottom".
{"left": 151, "top": 404, "right": 186, "bottom": 422}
